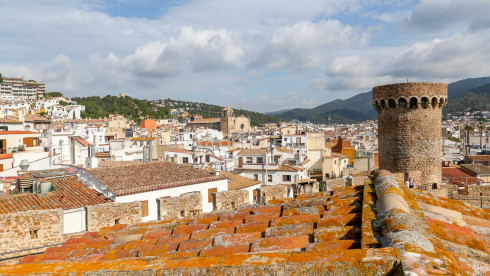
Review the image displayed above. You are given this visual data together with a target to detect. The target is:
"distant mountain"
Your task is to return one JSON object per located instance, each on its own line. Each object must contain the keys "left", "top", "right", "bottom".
{"left": 448, "top": 77, "right": 490, "bottom": 98}
{"left": 267, "top": 108, "right": 293, "bottom": 115}
{"left": 274, "top": 77, "right": 490, "bottom": 124}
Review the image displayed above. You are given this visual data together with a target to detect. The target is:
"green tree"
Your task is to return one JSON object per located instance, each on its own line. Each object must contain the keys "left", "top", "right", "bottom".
{"left": 0, "top": 73, "right": 3, "bottom": 83}
{"left": 463, "top": 124, "right": 473, "bottom": 155}
{"left": 477, "top": 121, "right": 486, "bottom": 150}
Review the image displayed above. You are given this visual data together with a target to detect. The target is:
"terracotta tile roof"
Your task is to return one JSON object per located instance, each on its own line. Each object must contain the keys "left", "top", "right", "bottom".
{"left": 466, "top": 155, "right": 490, "bottom": 161}
{"left": 2, "top": 173, "right": 489, "bottom": 275}
{"left": 0, "top": 153, "right": 13, "bottom": 160}
{"left": 88, "top": 161, "right": 227, "bottom": 196}
{"left": 95, "top": 152, "right": 111, "bottom": 158}
{"left": 0, "top": 176, "right": 110, "bottom": 214}
{"left": 98, "top": 161, "right": 143, "bottom": 168}
{"left": 187, "top": 118, "right": 220, "bottom": 124}
{"left": 217, "top": 171, "right": 261, "bottom": 190}
{"left": 275, "top": 147, "right": 293, "bottom": 153}
{"left": 460, "top": 164, "right": 490, "bottom": 175}
{"left": 442, "top": 167, "right": 479, "bottom": 184}
{"left": 73, "top": 136, "right": 91, "bottom": 147}
{"left": 0, "top": 131, "right": 40, "bottom": 135}
{"left": 237, "top": 149, "right": 270, "bottom": 156}
{"left": 24, "top": 113, "right": 50, "bottom": 122}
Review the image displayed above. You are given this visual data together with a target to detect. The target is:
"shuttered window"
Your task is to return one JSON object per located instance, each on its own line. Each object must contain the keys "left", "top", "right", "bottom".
{"left": 208, "top": 188, "right": 217, "bottom": 203}
{"left": 141, "top": 200, "right": 149, "bottom": 217}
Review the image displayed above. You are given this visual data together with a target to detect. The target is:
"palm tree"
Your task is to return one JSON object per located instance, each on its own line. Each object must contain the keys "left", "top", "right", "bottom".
{"left": 477, "top": 121, "right": 486, "bottom": 150}
{"left": 463, "top": 124, "right": 473, "bottom": 155}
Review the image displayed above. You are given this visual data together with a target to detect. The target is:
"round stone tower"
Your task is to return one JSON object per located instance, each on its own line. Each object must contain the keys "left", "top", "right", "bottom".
{"left": 372, "top": 82, "right": 447, "bottom": 185}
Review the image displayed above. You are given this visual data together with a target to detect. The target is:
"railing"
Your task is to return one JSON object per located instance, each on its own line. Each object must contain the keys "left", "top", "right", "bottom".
{"left": 448, "top": 195, "right": 489, "bottom": 209}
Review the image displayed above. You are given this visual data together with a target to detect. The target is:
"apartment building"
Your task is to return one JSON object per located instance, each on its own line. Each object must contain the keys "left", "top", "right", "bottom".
{"left": 0, "top": 77, "right": 45, "bottom": 100}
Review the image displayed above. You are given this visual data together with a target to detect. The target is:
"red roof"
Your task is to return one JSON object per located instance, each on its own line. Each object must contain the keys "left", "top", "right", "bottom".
{"left": 442, "top": 167, "right": 478, "bottom": 184}
{"left": 0, "top": 176, "right": 110, "bottom": 214}
{"left": 73, "top": 137, "right": 90, "bottom": 147}
{"left": 0, "top": 131, "right": 40, "bottom": 135}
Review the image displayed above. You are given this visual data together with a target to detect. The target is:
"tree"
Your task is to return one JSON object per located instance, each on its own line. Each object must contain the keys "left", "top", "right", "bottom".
{"left": 463, "top": 124, "right": 473, "bottom": 155}
{"left": 0, "top": 73, "right": 3, "bottom": 83}
{"left": 477, "top": 121, "right": 486, "bottom": 150}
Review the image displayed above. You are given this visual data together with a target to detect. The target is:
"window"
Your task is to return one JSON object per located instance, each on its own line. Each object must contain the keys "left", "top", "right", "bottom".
{"left": 256, "top": 157, "right": 263, "bottom": 164}
{"left": 246, "top": 157, "right": 252, "bottom": 164}
{"left": 141, "top": 200, "right": 149, "bottom": 217}
{"left": 180, "top": 210, "right": 185, "bottom": 217}
{"left": 30, "top": 229, "right": 39, "bottom": 239}
{"left": 114, "top": 218, "right": 120, "bottom": 225}
{"left": 268, "top": 175, "right": 272, "bottom": 182}
{"left": 253, "top": 189, "right": 257, "bottom": 202}
{"left": 182, "top": 157, "right": 189, "bottom": 163}
{"left": 254, "top": 174, "right": 258, "bottom": 181}
{"left": 208, "top": 188, "right": 217, "bottom": 203}
{"left": 283, "top": 175, "right": 291, "bottom": 182}
{"left": 206, "top": 155, "right": 210, "bottom": 162}
{"left": 334, "top": 160, "right": 337, "bottom": 164}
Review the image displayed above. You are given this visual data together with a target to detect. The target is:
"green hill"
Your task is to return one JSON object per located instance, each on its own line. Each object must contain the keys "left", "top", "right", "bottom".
{"left": 72, "top": 96, "right": 280, "bottom": 126}
{"left": 443, "top": 84, "right": 490, "bottom": 114}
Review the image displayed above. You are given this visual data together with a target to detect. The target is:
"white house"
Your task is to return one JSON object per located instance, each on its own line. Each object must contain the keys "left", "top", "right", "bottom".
{"left": 76, "top": 161, "right": 228, "bottom": 222}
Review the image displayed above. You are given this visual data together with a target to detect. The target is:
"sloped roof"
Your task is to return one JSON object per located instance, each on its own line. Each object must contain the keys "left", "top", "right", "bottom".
{"left": 219, "top": 171, "right": 261, "bottom": 190}
{"left": 73, "top": 136, "right": 90, "bottom": 147}
{"left": 0, "top": 176, "right": 110, "bottom": 214}
{"left": 1, "top": 173, "right": 489, "bottom": 275}
{"left": 187, "top": 118, "right": 220, "bottom": 124}
{"left": 237, "top": 149, "right": 270, "bottom": 156}
{"left": 88, "top": 161, "right": 227, "bottom": 196}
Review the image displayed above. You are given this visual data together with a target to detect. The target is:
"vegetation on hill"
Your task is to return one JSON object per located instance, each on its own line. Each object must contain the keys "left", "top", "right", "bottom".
{"left": 155, "top": 99, "right": 281, "bottom": 126}
{"left": 72, "top": 95, "right": 169, "bottom": 122}
{"left": 443, "top": 84, "right": 490, "bottom": 115}
{"left": 46, "top": 92, "right": 64, "bottom": 98}
{"left": 71, "top": 96, "right": 280, "bottom": 126}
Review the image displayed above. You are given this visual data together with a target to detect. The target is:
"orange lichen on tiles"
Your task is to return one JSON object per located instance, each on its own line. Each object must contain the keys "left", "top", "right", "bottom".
{"left": 156, "top": 234, "right": 190, "bottom": 245}
{"left": 178, "top": 238, "right": 213, "bottom": 252}
{"left": 426, "top": 218, "right": 488, "bottom": 252}
{"left": 173, "top": 224, "right": 208, "bottom": 235}
{"left": 317, "top": 213, "right": 361, "bottom": 228}
{"left": 282, "top": 206, "right": 325, "bottom": 216}
{"left": 236, "top": 221, "right": 270, "bottom": 234}
{"left": 270, "top": 214, "right": 320, "bottom": 227}
{"left": 244, "top": 213, "right": 280, "bottom": 223}
{"left": 330, "top": 205, "right": 361, "bottom": 216}
{"left": 265, "top": 223, "right": 314, "bottom": 237}
{"left": 142, "top": 229, "right": 173, "bottom": 240}
{"left": 314, "top": 226, "right": 361, "bottom": 242}
{"left": 209, "top": 219, "right": 243, "bottom": 229}
{"left": 267, "top": 198, "right": 294, "bottom": 204}
{"left": 219, "top": 211, "right": 251, "bottom": 221}
{"left": 306, "top": 240, "right": 360, "bottom": 252}
{"left": 193, "top": 214, "right": 220, "bottom": 225}
{"left": 256, "top": 205, "right": 282, "bottom": 214}
{"left": 213, "top": 232, "right": 263, "bottom": 247}
{"left": 199, "top": 244, "right": 251, "bottom": 256}
{"left": 190, "top": 227, "right": 235, "bottom": 239}
{"left": 219, "top": 252, "right": 291, "bottom": 267}
{"left": 137, "top": 244, "right": 169, "bottom": 257}
{"left": 250, "top": 235, "right": 310, "bottom": 252}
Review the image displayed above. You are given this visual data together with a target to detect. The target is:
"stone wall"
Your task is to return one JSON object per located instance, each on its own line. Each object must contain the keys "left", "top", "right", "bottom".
{"left": 260, "top": 184, "right": 289, "bottom": 204}
{"left": 373, "top": 82, "right": 447, "bottom": 186}
{"left": 86, "top": 202, "right": 142, "bottom": 232}
{"left": 158, "top": 192, "right": 202, "bottom": 220}
{"left": 325, "top": 176, "right": 368, "bottom": 190}
{"left": 449, "top": 185, "right": 490, "bottom": 208}
{"left": 0, "top": 209, "right": 64, "bottom": 264}
{"left": 213, "top": 190, "right": 249, "bottom": 211}
{"left": 325, "top": 178, "right": 345, "bottom": 189}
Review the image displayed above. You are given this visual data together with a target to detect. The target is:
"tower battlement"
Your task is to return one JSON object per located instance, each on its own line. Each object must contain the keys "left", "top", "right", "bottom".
{"left": 373, "top": 82, "right": 447, "bottom": 112}
{"left": 373, "top": 82, "right": 448, "bottom": 185}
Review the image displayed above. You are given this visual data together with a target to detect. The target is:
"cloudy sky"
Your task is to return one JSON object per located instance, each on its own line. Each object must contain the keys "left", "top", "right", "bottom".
{"left": 0, "top": 0, "right": 489, "bottom": 112}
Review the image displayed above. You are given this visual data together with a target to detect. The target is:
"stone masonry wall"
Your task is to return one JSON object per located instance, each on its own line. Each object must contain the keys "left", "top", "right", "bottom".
{"left": 450, "top": 185, "right": 490, "bottom": 208}
{"left": 86, "top": 202, "right": 142, "bottom": 232}
{"left": 158, "top": 192, "right": 202, "bottom": 220}
{"left": 213, "top": 190, "right": 249, "bottom": 211}
{"left": 0, "top": 209, "right": 64, "bottom": 264}
{"left": 373, "top": 82, "right": 447, "bottom": 186}
{"left": 260, "top": 184, "right": 289, "bottom": 204}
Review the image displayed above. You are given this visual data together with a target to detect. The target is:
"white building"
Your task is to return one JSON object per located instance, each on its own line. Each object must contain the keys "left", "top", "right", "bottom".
{"left": 76, "top": 161, "right": 229, "bottom": 222}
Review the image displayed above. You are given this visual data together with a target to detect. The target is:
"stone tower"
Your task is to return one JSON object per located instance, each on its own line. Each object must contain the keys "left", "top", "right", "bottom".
{"left": 372, "top": 82, "right": 447, "bottom": 185}
{"left": 220, "top": 106, "right": 234, "bottom": 137}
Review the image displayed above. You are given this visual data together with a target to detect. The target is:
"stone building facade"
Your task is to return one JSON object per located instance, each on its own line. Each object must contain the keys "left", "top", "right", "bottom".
{"left": 373, "top": 82, "right": 447, "bottom": 185}
{"left": 220, "top": 106, "right": 251, "bottom": 137}
{"left": 85, "top": 202, "right": 142, "bottom": 232}
{"left": 212, "top": 190, "right": 249, "bottom": 211}
{"left": 260, "top": 184, "right": 290, "bottom": 204}
{"left": 0, "top": 209, "right": 64, "bottom": 263}
{"left": 157, "top": 192, "right": 202, "bottom": 220}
